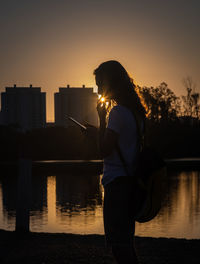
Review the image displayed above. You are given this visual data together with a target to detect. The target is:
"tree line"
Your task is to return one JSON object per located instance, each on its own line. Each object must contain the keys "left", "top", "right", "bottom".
{"left": 139, "top": 77, "right": 200, "bottom": 123}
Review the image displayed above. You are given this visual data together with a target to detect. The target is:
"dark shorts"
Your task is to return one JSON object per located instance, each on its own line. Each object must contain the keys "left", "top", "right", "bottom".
{"left": 103, "top": 176, "right": 136, "bottom": 247}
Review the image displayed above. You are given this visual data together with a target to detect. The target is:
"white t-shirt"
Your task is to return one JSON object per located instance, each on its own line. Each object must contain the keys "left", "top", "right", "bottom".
{"left": 102, "top": 104, "right": 139, "bottom": 186}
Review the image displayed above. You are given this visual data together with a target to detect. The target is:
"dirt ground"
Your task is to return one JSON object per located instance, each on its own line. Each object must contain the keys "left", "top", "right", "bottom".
{"left": 1, "top": 230, "right": 200, "bottom": 264}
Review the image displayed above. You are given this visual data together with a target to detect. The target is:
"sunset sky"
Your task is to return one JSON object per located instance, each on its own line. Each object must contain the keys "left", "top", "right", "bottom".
{"left": 0, "top": 0, "right": 199, "bottom": 121}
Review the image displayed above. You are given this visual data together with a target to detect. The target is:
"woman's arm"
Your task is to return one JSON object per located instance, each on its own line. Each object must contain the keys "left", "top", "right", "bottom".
{"left": 97, "top": 102, "right": 119, "bottom": 158}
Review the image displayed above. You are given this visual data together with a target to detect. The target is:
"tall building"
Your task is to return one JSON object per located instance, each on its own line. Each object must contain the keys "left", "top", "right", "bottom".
{"left": 55, "top": 85, "right": 98, "bottom": 127}
{"left": 1, "top": 84, "right": 46, "bottom": 130}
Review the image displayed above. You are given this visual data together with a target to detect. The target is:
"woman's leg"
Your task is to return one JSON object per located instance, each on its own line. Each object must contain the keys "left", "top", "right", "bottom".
{"left": 103, "top": 177, "right": 139, "bottom": 264}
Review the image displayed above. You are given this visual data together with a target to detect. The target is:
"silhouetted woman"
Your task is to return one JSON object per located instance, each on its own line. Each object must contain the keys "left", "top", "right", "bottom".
{"left": 94, "top": 60, "right": 147, "bottom": 264}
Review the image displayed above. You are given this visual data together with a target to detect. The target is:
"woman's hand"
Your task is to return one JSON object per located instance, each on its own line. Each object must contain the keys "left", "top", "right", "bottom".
{"left": 83, "top": 122, "right": 98, "bottom": 139}
{"left": 97, "top": 100, "right": 107, "bottom": 122}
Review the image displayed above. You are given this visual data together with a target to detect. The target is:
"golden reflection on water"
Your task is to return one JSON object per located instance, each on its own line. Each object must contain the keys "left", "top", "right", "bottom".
{"left": 135, "top": 170, "right": 200, "bottom": 238}
{"left": 1, "top": 171, "right": 200, "bottom": 238}
{"left": 43, "top": 171, "right": 200, "bottom": 237}
{"left": 47, "top": 176, "right": 57, "bottom": 231}
{"left": 44, "top": 171, "right": 200, "bottom": 238}
{"left": 45, "top": 173, "right": 104, "bottom": 234}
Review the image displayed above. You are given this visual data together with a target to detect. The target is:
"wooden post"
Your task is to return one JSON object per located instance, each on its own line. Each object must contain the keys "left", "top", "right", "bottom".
{"left": 16, "top": 158, "right": 32, "bottom": 233}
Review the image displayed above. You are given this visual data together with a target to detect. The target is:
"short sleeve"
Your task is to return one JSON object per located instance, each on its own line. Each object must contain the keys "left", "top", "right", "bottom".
{"left": 107, "top": 106, "right": 123, "bottom": 134}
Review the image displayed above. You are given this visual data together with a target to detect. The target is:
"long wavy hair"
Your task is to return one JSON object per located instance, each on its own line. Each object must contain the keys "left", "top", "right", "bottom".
{"left": 94, "top": 60, "right": 147, "bottom": 120}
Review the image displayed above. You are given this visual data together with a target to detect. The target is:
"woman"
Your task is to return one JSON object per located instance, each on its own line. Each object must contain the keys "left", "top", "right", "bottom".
{"left": 94, "top": 60, "right": 147, "bottom": 264}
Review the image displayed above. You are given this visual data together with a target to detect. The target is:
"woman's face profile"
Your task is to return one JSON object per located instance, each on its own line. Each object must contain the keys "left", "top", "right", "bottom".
{"left": 95, "top": 74, "right": 111, "bottom": 99}
{"left": 95, "top": 75, "right": 104, "bottom": 95}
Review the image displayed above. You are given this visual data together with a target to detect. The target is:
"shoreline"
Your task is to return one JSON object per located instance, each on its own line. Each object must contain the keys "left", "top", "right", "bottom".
{"left": 1, "top": 230, "right": 200, "bottom": 263}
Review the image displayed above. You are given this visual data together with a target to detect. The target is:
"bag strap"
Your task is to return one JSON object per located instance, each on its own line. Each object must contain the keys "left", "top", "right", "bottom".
{"left": 133, "top": 111, "right": 146, "bottom": 150}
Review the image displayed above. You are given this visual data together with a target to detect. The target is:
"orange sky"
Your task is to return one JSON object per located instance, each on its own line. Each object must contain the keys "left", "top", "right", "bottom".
{"left": 0, "top": 0, "right": 199, "bottom": 121}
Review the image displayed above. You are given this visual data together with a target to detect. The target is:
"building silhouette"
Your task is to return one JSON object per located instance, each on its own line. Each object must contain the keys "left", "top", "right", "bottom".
{"left": 1, "top": 84, "right": 46, "bottom": 130}
{"left": 54, "top": 85, "right": 98, "bottom": 127}
{"left": 0, "top": 111, "right": 3, "bottom": 125}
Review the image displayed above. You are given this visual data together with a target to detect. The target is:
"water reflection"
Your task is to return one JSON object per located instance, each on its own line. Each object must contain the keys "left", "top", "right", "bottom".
{"left": 31, "top": 174, "right": 47, "bottom": 212}
{"left": 54, "top": 173, "right": 103, "bottom": 234}
{"left": 30, "top": 172, "right": 103, "bottom": 233}
{"left": 1, "top": 174, "right": 17, "bottom": 218}
{"left": 135, "top": 170, "right": 200, "bottom": 238}
{"left": 46, "top": 176, "right": 56, "bottom": 231}
{"left": 56, "top": 172, "right": 102, "bottom": 214}
{"left": 0, "top": 169, "right": 200, "bottom": 238}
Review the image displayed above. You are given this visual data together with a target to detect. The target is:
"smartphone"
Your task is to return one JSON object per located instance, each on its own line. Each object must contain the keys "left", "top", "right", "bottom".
{"left": 68, "top": 116, "right": 87, "bottom": 130}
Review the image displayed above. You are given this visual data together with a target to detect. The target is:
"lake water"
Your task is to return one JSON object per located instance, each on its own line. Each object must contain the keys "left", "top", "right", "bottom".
{"left": 0, "top": 168, "right": 200, "bottom": 239}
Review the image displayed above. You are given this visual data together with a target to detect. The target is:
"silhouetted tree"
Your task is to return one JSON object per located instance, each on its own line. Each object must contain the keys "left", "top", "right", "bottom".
{"left": 139, "top": 82, "right": 181, "bottom": 122}
{"left": 182, "top": 77, "right": 200, "bottom": 119}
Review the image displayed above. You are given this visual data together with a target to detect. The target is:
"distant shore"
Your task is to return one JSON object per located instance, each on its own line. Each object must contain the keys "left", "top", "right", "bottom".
{"left": 1, "top": 157, "right": 200, "bottom": 170}
{"left": 1, "top": 229, "right": 200, "bottom": 264}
